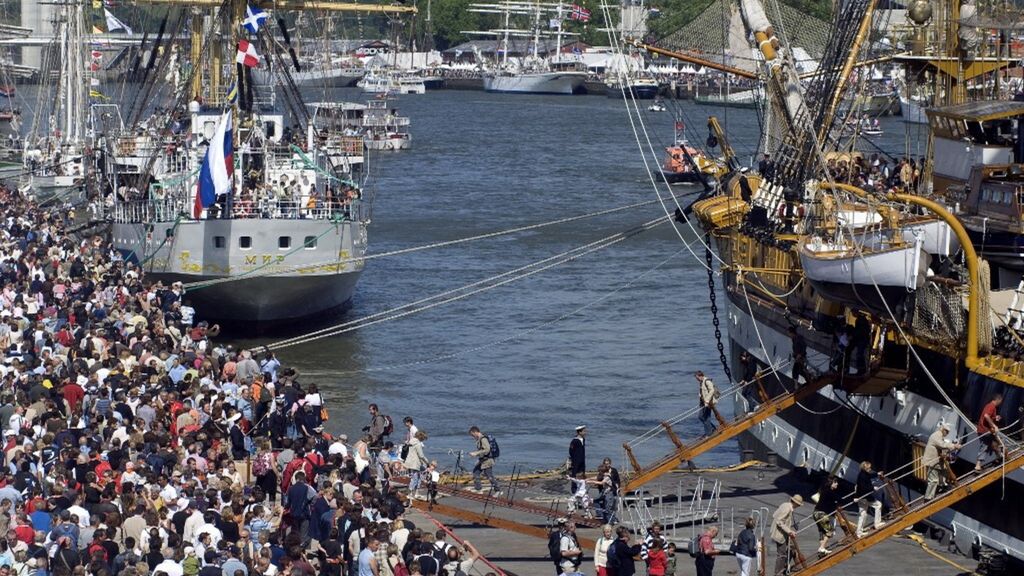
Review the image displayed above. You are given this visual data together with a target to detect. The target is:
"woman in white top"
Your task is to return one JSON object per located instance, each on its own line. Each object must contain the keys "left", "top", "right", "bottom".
{"left": 594, "top": 524, "right": 614, "bottom": 576}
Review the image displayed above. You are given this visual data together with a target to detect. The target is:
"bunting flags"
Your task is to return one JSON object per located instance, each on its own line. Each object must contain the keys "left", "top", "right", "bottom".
{"left": 243, "top": 4, "right": 268, "bottom": 34}
{"left": 236, "top": 40, "right": 260, "bottom": 67}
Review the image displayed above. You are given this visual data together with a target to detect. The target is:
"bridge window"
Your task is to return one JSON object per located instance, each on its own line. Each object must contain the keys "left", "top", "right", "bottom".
{"left": 240, "top": 236, "right": 252, "bottom": 250}
{"left": 278, "top": 236, "right": 291, "bottom": 249}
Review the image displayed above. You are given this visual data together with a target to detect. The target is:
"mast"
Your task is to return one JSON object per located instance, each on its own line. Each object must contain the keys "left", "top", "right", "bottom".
{"left": 502, "top": 4, "right": 510, "bottom": 66}
{"left": 531, "top": 0, "right": 540, "bottom": 61}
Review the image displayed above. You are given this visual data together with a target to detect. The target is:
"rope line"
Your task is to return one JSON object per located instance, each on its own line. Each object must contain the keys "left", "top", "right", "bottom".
{"left": 183, "top": 194, "right": 698, "bottom": 290}
{"left": 264, "top": 216, "right": 670, "bottom": 351}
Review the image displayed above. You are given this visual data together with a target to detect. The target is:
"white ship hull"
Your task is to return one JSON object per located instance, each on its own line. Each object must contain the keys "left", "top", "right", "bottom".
{"left": 482, "top": 72, "right": 586, "bottom": 95}
{"left": 901, "top": 97, "right": 929, "bottom": 124}
{"left": 112, "top": 217, "right": 366, "bottom": 324}
{"left": 725, "top": 298, "right": 1024, "bottom": 560}
{"left": 364, "top": 133, "right": 411, "bottom": 151}
{"left": 254, "top": 66, "right": 363, "bottom": 87}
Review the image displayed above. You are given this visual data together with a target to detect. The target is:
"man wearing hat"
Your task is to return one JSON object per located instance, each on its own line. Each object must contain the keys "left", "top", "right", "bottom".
{"left": 568, "top": 425, "right": 586, "bottom": 494}
{"left": 771, "top": 494, "right": 802, "bottom": 576}
{"left": 923, "top": 422, "right": 960, "bottom": 500}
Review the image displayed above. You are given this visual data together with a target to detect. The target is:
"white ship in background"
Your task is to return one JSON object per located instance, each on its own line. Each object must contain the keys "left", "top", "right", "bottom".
{"left": 466, "top": 0, "right": 587, "bottom": 95}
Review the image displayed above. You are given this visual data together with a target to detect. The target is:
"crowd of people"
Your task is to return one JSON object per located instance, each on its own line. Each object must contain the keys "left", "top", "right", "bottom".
{"left": 0, "top": 186, "right": 499, "bottom": 576}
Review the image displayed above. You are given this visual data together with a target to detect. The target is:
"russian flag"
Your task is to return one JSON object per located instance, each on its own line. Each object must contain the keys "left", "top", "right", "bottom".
{"left": 193, "top": 111, "right": 233, "bottom": 218}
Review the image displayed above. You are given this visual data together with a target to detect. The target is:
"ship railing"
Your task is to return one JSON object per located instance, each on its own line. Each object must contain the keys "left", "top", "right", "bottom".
{"left": 228, "top": 198, "right": 358, "bottom": 221}
{"left": 363, "top": 116, "right": 410, "bottom": 127}
{"left": 111, "top": 197, "right": 190, "bottom": 223}
{"left": 322, "top": 136, "right": 364, "bottom": 155}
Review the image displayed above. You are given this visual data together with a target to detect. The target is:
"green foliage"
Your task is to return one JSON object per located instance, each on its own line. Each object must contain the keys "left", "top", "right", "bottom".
{"left": 647, "top": 0, "right": 715, "bottom": 40}
{"left": 424, "top": 0, "right": 485, "bottom": 51}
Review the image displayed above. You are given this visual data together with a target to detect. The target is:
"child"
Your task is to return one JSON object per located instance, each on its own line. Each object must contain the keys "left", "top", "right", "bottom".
{"left": 665, "top": 542, "right": 678, "bottom": 576}
{"left": 647, "top": 538, "right": 668, "bottom": 576}
{"left": 427, "top": 460, "right": 440, "bottom": 504}
{"left": 567, "top": 474, "right": 594, "bottom": 518}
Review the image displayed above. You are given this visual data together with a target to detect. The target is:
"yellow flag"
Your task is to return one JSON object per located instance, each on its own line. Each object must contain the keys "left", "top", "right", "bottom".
{"left": 92, "top": 25, "right": 104, "bottom": 34}
{"left": 92, "top": 0, "right": 101, "bottom": 8}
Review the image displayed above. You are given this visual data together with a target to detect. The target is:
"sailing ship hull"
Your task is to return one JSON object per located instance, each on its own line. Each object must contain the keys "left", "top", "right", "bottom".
{"left": 605, "top": 82, "right": 660, "bottom": 99}
{"left": 724, "top": 295, "right": 1024, "bottom": 561}
{"left": 482, "top": 72, "right": 586, "bottom": 95}
{"left": 111, "top": 218, "right": 366, "bottom": 325}
{"left": 254, "top": 67, "right": 363, "bottom": 87}
{"left": 901, "top": 97, "right": 929, "bottom": 124}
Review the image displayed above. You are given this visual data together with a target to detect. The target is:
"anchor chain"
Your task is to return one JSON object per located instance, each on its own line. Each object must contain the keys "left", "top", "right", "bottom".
{"left": 705, "top": 232, "right": 733, "bottom": 381}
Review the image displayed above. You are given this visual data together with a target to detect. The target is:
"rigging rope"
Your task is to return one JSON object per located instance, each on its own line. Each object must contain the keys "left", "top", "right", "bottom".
{"left": 182, "top": 193, "right": 699, "bottom": 289}
{"left": 264, "top": 216, "right": 670, "bottom": 351}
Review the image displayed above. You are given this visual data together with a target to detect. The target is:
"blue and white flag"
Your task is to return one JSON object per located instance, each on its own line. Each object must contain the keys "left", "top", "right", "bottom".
{"left": 242, "top": 4, "right": 268, "bottom": 34}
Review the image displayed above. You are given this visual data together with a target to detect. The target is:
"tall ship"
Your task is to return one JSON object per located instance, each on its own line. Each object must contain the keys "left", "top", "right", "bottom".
{"left": 466, "top": 0, "right": 587, "bottom": 95}
{"left": 96, "top": 0, "right": 416, "bottom": 326}
{"left": 630, "top": 0, "right": 1024, "bottom": 564}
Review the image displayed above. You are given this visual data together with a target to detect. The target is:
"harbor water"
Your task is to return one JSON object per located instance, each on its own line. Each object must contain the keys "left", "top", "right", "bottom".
{"left": 5, "top": 82, "right": 927, "bottom": 468}
{"left": 216, "top": 89, "right": 923, "bottom": 471}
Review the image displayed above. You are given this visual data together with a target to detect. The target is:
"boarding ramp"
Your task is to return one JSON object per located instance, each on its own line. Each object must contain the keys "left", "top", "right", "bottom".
{"left": 787, "top": 446, "right": 1024, "bottom": 576}
{"left": 621, "top": 371, "right": 840, "bottom": 493}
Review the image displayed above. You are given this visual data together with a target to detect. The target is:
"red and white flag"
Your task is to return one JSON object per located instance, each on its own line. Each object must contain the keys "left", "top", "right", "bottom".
{"left": 236, "top": 39, "right": 261, "bottom": 67}
{"left": 569, "top": 4, "right": 591, "bottom": 21}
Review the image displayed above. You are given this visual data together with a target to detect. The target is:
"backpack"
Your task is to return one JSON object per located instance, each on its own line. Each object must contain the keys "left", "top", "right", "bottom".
{"left": 605, "top": 539, "right": 621, "bottom": 571}
{"left": 389, "top": 559, "right": 410, "bottom": 576}
{"left": 253, "top": 381, "right": 272, "bottom": 403}
{"left": 547, "top": 530, "right": 562, "bottom": 561}
{"left": 689, "top": 534, "right": 704, "bottom": 558}
{"left": 252, "top": 451, "right": 272, "bottom": 477}
{"left": 485, "top": 434, "right": 500, "bottom": 459}
{"left": 383, "top": 415, "right": 394, "bottom": 436}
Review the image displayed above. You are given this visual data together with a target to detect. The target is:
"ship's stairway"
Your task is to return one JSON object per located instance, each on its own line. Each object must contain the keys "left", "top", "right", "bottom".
{"left": 393, "top": 464, "right": 602, "bottom": 547}
{"left": 621, "top": 371, "right": 843, "bottom": 494}
{"left": 788, "top": 446, "right": 1024, "bottom": 576}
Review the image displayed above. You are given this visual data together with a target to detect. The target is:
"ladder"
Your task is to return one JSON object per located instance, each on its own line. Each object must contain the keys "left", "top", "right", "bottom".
{"left": 789, "top": 447, "right": 1024, "bottom": 576}
{"left": 621, "top": 372, "right": 839, "bottom": 493}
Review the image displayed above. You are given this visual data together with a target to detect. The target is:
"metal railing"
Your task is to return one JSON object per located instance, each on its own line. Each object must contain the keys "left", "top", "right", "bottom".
{"left": 110, "top": 196, "right": 362, "bottom": 223}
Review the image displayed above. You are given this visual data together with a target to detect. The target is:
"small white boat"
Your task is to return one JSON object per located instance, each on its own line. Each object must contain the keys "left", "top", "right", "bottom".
{"left": 863, "top": 128, "right": 883, "bottom": 136}
{"left": 358, "top": 70, "right": 426, "bottom": 95}
{"left": 648, "top": 102, "right": 666, "bottom": 112}
{"left": 799, "top": 236, "right": 929, "bottom": 313}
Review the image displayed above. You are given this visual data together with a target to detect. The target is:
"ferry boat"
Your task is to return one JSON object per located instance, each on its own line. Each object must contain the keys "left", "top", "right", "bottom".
{"left": 97, "top": 0, "right": 416, "bottom": 327}
{"left": 358, "top": 68, "right": 427, "bottom": 95}
{"left": 309, "top": 100, "right": 413, "bottom": 152}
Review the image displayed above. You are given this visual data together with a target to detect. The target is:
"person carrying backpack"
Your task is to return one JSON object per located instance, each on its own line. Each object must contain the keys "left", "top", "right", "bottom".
{"left": 605, "top": 526, "right": 641, "bottom": 576}
{"left": 693, "top": 525, "right": 720, "bottom": 576}
{"left": 547, "top": 519, "right": 568, "bottom": 575}
{"left": 467, "top": 426, "right": 500, "bottom": 495}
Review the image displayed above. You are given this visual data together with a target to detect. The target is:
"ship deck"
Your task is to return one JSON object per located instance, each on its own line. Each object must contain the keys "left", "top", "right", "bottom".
{"left": 409, "top": 463, "right": 984, "bottom": 575}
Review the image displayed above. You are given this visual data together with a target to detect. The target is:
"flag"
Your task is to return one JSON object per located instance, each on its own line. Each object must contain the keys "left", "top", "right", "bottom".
{"left": 105, "top": 9, "right": 133, "bottom": 33}
{"left": 569, "top": 4, "right": 591, "bottom": 21}
{"left": 243, "top": 4, "right": 268, "bottom": 34}
{"left": 236, "top": 40, "right": 260, "bottom": 67}
{"left": 225, "top": 80, "right": 237, "bottom": 104}
{"left": 92, "top": 0, "right": 102, "bottom": 8}
{"left": 89, "top": 89, "right": 108, "bottom": 100}
{"left": 193, "top": 111, "right": 234, "bottom": 218}
{"left": 92, "top": 25, "right": 104, "bottom": 34}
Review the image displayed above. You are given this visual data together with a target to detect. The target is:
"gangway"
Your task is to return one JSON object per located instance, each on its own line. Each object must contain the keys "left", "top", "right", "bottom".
{"left": 788, "top": 447, "right": 1024, "bottom": 576}
{"left": 623, "top": 477, "right": 721, "bottom": 535}
{"left": 622, "top": 373, "right": 840, "bottom": 492}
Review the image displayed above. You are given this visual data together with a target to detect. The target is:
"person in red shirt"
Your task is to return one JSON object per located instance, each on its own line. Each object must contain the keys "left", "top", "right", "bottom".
{"left": 976, "top": 393, "right": 1004, "bottom": 471}
{"left": 62, "top": 378, "right": 86, "bottom": 412}
{"left": 647, "top": 538, "right": 669, "bottom": 576}
{"left": 12, "top": 513, "right": 33, "bottom": 544}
